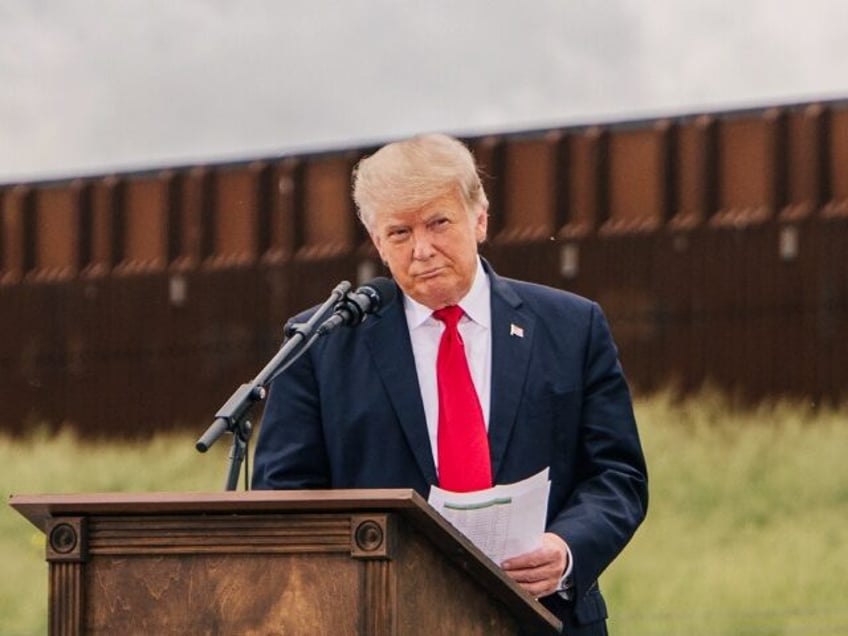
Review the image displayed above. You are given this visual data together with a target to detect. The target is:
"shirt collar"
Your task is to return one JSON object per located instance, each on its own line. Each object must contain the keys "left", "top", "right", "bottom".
{"left": 403, "top": 258, "right": 491, "bottom": 329}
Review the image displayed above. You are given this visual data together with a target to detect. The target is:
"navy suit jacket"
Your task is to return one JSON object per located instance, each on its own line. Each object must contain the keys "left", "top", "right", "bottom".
{"left": 252, "top": 262, "right": 648, "bottom": 632}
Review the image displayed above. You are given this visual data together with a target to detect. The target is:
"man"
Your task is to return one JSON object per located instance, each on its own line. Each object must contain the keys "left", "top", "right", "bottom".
{"left": 252, "top": 133, "right": 648, "bottom": 635}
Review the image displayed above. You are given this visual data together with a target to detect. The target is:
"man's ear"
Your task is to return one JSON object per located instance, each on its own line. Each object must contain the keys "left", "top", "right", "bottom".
{"left": 475, "top": 204, "right": 489, "bottom": 243}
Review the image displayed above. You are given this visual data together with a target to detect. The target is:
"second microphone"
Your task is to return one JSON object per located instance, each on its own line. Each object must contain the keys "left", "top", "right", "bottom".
{"left": 316, "top": 277, "right": 397, "bottom": 335}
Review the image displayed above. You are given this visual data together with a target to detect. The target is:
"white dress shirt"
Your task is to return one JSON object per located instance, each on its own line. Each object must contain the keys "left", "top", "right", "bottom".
{"left": 403, "top": 258, "right": 492, "bottom": 471}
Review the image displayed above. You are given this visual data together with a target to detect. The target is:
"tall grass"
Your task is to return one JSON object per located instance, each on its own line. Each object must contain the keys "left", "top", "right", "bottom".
{"left": 605, "top": 392, "right": 848, "bottom": 635}
{"left": 1, "top": 427, "right": 230, "bottom": 635}
{"left": 2, "top": 394, "right": 847, "bottom": 635}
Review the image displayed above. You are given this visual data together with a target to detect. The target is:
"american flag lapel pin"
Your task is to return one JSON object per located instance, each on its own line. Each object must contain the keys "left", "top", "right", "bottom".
{"left": 509, "top": 323, "right": 524, "bottom": 338}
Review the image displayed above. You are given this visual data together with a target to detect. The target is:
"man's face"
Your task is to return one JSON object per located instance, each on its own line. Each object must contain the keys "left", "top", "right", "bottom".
{"left": 369, "top": 192, "right": 487, "bottom": 310}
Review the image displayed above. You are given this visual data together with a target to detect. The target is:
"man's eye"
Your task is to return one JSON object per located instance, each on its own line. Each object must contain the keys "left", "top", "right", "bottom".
{"left": 388, "top": 229, "right": 409, "bottom": 240}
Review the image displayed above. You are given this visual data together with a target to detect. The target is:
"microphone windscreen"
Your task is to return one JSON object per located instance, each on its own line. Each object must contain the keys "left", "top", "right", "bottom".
{"left": 362, "top": 276, "right": 397, "bottom": 309}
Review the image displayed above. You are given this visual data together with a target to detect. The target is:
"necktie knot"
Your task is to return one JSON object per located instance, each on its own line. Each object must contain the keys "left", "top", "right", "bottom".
{"left": 433, "top": 306, "right": 463, "bottom": 329}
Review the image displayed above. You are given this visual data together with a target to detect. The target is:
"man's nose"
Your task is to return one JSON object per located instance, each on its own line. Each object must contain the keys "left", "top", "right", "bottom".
{"left": 411, "top": 232, "right": 435, "bottom": 260}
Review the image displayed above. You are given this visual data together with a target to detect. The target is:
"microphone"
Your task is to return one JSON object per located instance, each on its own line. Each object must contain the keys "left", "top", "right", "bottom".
{"left": 317, "top": 277, "right": 396, "bottom": 335}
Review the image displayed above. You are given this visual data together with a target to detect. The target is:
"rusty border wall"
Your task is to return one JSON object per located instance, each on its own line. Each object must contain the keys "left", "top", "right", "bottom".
{"left": 1, "top": 99, "right": 847, "bottom": 435}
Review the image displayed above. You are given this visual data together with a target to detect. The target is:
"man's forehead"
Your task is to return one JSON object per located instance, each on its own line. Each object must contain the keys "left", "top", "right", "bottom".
{"left": 375, "top": 194, "right": 466, "bottom": 226}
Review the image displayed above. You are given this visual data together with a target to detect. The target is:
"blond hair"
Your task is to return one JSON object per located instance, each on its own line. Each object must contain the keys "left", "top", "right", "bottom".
{"left": 352, "top": 133, "right": 488, "bottom": 231}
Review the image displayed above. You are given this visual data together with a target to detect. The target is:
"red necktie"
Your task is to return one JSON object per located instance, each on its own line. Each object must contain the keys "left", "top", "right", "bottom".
{"left": 433, "top": 306, "right": 492, "bottom": 492}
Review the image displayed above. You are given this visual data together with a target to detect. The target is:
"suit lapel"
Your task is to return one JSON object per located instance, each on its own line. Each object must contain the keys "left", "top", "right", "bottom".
{"left": 362, "top": 295, "right": 438, "bottom": 485}
{"left": 487, "top": 270, "right": 535, "bottom": 480}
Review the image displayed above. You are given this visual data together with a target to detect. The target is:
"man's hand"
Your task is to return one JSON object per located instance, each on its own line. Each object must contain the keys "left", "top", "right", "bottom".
{"left": 500, "top": 533, "right": 569, "bottom": 598}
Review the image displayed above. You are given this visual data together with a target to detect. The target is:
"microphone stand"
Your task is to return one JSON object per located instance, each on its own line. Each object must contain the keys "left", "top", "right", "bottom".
{"left": 195, "top": 281, "right": 352, "bottom": 491}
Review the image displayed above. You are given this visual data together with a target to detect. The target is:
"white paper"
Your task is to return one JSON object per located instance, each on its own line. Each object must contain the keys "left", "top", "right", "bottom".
{"left": 427, "top": 468, "right": 550, "bottom": 565}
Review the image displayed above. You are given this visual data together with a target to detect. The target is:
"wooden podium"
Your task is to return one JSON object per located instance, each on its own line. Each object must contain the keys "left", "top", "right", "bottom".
{"left": 10, "top": 490, "right": 561, "bottom": 635}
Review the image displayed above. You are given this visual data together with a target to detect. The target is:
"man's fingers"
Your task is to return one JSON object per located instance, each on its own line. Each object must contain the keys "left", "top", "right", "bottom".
{"left": 503, "top": 569, "right": 559, "bottom": 597}
{"left": 501, "top": 533, "right": 570, "bottom": 598}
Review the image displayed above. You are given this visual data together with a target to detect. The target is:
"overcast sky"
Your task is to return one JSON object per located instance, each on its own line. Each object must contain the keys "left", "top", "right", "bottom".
{"left": 2, "top": 0, "right": 847, "bottom": 184}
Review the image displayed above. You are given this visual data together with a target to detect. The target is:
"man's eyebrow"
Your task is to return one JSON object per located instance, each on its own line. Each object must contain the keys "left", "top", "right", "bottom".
{"left": 423, "top": 208, "right": 452, "bottom": 222}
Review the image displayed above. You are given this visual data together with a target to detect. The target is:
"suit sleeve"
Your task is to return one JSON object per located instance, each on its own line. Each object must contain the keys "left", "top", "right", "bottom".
{"left": 251, "top": 340, "right": 332, "bottom": 490}
{"left": 546, "top": 302, "right": 648, "bottom": 601}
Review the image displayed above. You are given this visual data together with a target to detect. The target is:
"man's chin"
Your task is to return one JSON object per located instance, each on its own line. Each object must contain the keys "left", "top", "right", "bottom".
{"left": 411, "top": 285, "right": 462, "bottom": 309}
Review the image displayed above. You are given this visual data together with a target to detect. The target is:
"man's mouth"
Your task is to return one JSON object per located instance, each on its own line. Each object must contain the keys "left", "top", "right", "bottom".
{"left": 415, "top": 267, "right": 445, "bottom": 280}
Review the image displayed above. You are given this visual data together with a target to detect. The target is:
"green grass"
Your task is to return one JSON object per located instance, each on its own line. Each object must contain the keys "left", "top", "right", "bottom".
{"left": 604, "top": 392, "right": 848, "bottom": 635}
{"left": 1, "top": 427, "right": 231, "bottom": 635}
{"left": 2, "top": 394, "right": 848, "bottom": 635}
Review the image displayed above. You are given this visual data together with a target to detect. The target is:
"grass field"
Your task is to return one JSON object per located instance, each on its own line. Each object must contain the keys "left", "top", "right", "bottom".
{"left": 3, "top": 393, "right": 848, "bottom": 635}
{"left": 605, "top": 393, "right": 848, "bottom": 635}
